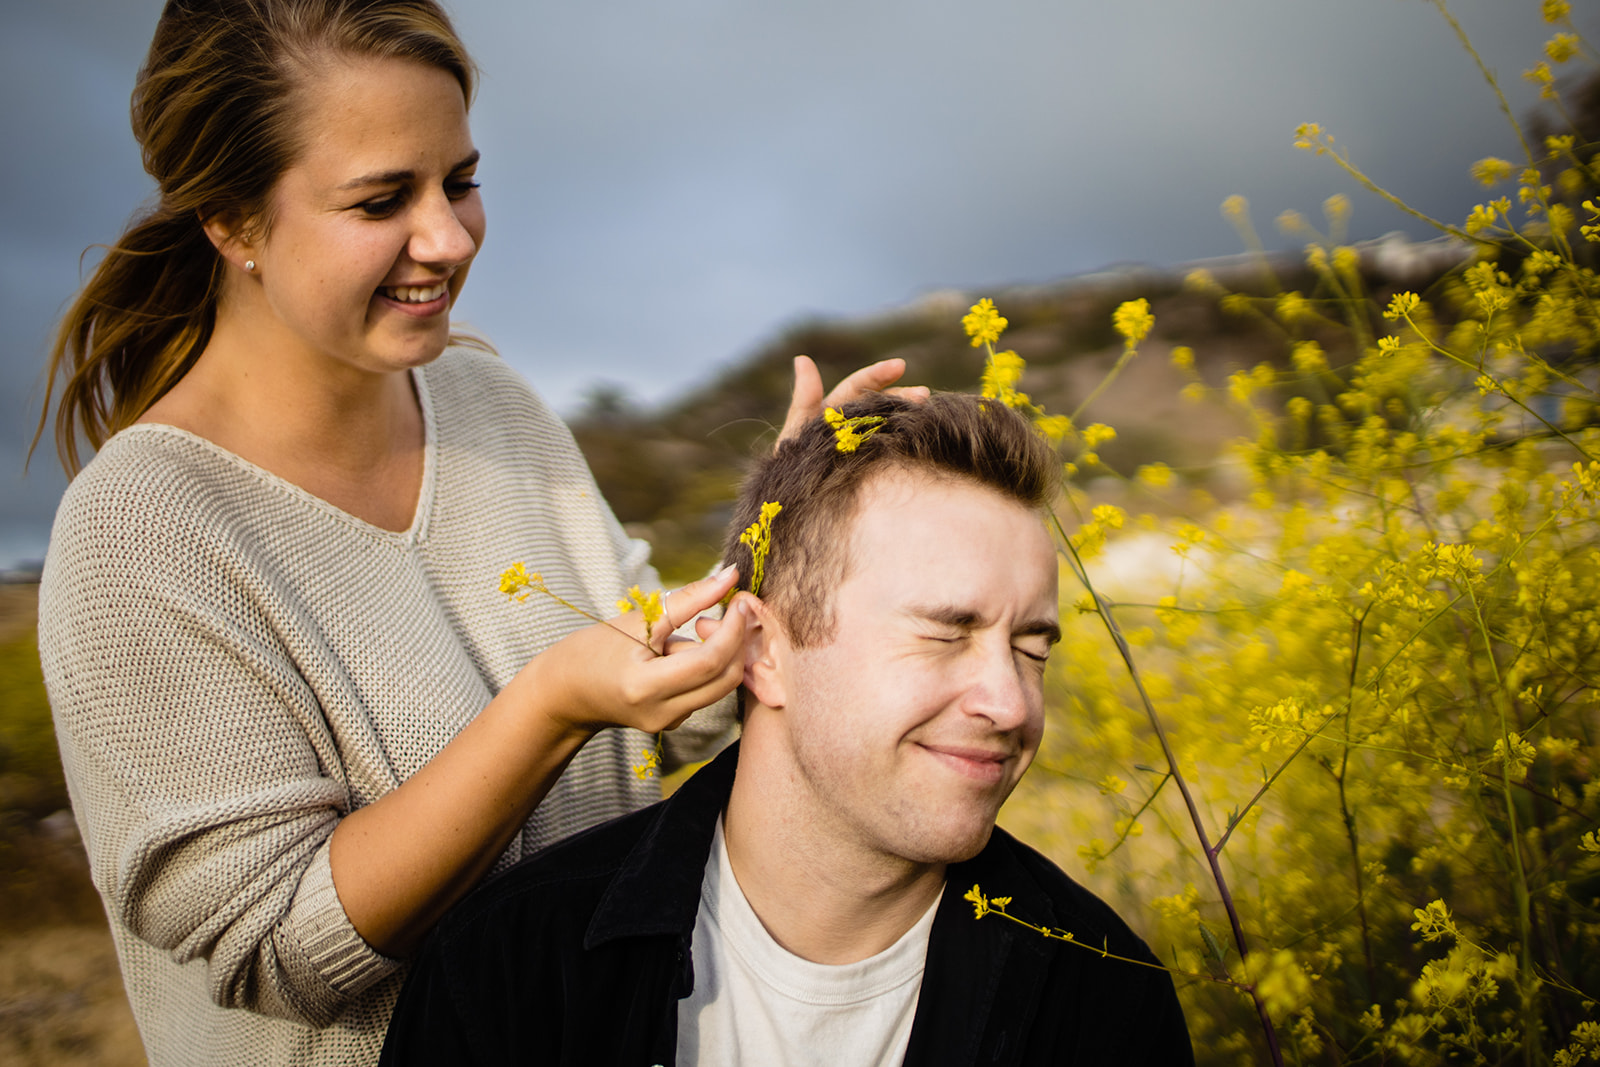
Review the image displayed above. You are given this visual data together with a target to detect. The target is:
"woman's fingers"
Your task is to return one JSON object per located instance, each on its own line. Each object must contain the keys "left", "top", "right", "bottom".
{"left": 779, "top": 355, "right": 826, "bottom": 444}
{"left": 637, "top": 599, "right": 749, "bottom": 729}
{"left": 819, "top": 357, "right": 907, "bottom": 410}
{"left": 778, "top": 356, "right": 919, "bottom": 444}
{"left": 654, "top": 566, "right": 739, "bottom": 651}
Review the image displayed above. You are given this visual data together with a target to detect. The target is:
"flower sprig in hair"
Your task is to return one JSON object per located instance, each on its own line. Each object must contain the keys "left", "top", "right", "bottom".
{"left": 824, "top": 407, "right": 886, "bottom": 453}
{"left": 739, "top": 501, "right": 783, "bottom": 595}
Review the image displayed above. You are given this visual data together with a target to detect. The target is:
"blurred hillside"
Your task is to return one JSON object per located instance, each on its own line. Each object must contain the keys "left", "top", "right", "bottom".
{"left": 570, "top": 232, "right": 1473, "bottom": 584}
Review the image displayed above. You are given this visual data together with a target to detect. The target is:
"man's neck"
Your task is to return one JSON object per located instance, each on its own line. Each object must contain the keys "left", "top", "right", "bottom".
{"left": 722, "top": 733, "right": 947, "bottom": 966}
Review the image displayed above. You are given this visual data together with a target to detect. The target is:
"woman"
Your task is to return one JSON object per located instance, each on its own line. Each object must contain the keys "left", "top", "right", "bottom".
{"left": 36, "top": 2, "right": 912, "bottom": 1063}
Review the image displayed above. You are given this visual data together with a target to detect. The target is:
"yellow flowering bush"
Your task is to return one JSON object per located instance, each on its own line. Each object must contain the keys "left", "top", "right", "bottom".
{"left": 978, "top": 9, "right": 1600, "bottom": 1063}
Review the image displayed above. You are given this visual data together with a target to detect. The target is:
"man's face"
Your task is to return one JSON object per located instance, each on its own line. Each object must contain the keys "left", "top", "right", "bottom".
{"left": 770, "top": 470, "right": 1060, "bottom": 867}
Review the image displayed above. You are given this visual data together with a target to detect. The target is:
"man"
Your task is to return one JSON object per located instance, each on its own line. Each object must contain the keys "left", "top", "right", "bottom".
{"left": 381, "top": 394, "right": 1194, "bottom": 1065}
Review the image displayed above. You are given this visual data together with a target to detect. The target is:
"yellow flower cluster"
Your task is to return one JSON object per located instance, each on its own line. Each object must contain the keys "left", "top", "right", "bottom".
{"left": 616, "top": 584, "right": 665, "bottom": 643}
{"left": 739, "top": 501, "right": 783, "bottom": 596}
{"left": 823, "top": 407, "right": 885, "bottom": 452}
{"left": 1111, "top": 298, "right": 1153, "bottom": 346}
{"left": 961, "top": 297, "right": 1008, "bottom": 347}
{"left": 632, "top": 744, "right": 662, "bottom": 781}
{"left": 979, "top": 348, "right": 1030, "bottom": 409}
{"left": 499, "top": 562, "right": 544, "bottom": 601}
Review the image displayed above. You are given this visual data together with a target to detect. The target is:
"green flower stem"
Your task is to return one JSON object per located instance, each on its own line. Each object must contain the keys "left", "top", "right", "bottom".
{"left": 1427, "top": 0, "right": 1532, "bottom": 165}
{"left": 1464, "top": 579, "right": 1541, "bottom": 1066}
{"left": 1069, "top": 343, "right": 1141, "bottom": 425}
{"left": 1052, "top": 513, "right": 1285, "bottom": 1067}
{"left": 974, "top": 898, "right": 1255, "bottom": 995}
{"left": 521, "top": 583, "right": 660, "bottom": 657}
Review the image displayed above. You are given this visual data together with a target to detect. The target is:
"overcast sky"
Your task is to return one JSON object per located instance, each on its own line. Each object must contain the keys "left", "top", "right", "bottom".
{"left": 1, "top": 0, "right": 1583, "bottom": 566}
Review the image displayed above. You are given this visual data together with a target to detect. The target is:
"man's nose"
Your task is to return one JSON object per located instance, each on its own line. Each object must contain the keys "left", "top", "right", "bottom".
{"left": 964, "top": 643, "right": 1033, "bottom": 730}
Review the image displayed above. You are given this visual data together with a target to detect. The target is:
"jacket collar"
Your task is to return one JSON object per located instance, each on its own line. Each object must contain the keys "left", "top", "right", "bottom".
{"left": 584, "top": 739, "right": 740, "bottom": 949}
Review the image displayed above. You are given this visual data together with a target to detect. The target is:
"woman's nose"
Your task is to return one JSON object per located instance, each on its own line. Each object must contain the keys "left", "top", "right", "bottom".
{"left": 410, "top": 193, "right": 480, "bottom": 267}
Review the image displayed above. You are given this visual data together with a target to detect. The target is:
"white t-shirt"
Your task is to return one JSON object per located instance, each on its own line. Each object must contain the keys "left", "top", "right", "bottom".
{"left": 677, "top": 818, "right": 940, "bottom": 1066}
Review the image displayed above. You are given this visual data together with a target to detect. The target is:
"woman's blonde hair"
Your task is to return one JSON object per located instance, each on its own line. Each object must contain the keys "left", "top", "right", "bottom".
{"left": 36, "top": 0, "right": 478, "bottom": 475}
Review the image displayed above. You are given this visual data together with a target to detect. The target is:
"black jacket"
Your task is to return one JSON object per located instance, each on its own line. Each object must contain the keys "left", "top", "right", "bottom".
{"left": 381, "top": 742, "right": 1194, "bottom": 1065}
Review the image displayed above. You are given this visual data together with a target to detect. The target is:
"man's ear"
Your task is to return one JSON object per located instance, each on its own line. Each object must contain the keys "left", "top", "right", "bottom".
{"left": 735, "top": 593, "right": 789, "bottom": 710}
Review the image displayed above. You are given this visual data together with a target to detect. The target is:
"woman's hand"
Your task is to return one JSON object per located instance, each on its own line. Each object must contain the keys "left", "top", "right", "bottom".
{"left": 329, "top": 568, "right": 749, "bottom": 957}
{"left": 528, "top": 567, "right": 750, "bottom": 737}
{"left": 778, "top": 355, "right": 930, "bottom": 445}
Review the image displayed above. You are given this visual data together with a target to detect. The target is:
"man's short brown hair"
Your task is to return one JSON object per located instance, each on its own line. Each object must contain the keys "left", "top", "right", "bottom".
{"left": 722, "top": 392, "right": 1059, "bottom": 649}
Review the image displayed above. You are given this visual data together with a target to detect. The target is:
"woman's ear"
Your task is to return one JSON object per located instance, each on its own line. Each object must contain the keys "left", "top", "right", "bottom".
{"left": 199, "top": 208, "right": 260, "bottom": 273}
{"left": 734, "top": 593, "right": 788, "bottom": 711}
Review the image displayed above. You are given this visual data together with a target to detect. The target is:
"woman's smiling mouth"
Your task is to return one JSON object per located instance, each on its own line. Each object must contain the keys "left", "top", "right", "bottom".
{"left": 380, "top": 282, "right": 450, "bottom": 305}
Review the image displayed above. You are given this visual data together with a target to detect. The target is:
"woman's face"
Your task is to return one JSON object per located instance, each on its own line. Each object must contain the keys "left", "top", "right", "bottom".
{"left": 240, "top": 55, "right": 485, "bottom": 377}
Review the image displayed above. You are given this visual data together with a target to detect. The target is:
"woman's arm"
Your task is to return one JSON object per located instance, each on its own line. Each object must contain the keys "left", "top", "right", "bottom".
{"left": 328, "top": 570, "right": 749, "bottom": 957}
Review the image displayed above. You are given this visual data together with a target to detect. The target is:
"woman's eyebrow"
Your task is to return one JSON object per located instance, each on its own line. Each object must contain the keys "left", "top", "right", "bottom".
{"left": 338, "top": 150, "right": 481, "bottom": 191}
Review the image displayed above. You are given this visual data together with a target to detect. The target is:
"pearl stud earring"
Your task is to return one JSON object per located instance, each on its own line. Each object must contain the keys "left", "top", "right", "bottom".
{"left": 244, "top": 260, "right": 256, "bottom": 271}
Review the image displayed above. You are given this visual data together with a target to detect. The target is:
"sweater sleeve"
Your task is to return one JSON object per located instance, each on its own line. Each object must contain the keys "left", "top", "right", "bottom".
{"left": 38, "top": 460, "right": 401, "bottom": 1028}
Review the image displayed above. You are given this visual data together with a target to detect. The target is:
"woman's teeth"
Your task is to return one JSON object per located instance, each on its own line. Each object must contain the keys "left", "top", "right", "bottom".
{"left": 383, "top": 283, "right": 448, "bottom": 304}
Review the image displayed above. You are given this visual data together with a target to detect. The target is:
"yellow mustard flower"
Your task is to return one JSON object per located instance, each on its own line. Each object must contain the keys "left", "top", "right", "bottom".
{"left": 739, "top": 501, "right": 783, "bottom": 596}
{"left": 499, "top": 563, "right": 543, "bottom": 601}
{"left": 632, "top": 744, "right": 663, "bottom": 781}
{"left": 1276, "top": 291, "right": 1311, "bottom": 325}
{"left": 961, "top": 298, "right": 1008, "bottom": 347}
{"left": 1136, "top": 462, "right": 1174, "bottom": 489}
{"left": 823, "top": 407, "right": 886, "bottom": 452}
{"left": 1081, "top": 423, "right": 1117, "bottom": 449}
{"left": 1545, "top": 33, "right": 1578, "bottom": 63}
{"left": 1170, "top": 345, "right": 1195, "bottom": 371}
{"left": 1544, "top": 0, "right": 1571, "bottom": 22}
{"left": 1470, "top": 156, "right": 1515, "bottom": 187}
{"left": 1112, "top": 298, "right": 1154, "bottom": 346}
{"left": 1525, "top": 60, "right": 1557, "bottom": 100}
{"left": 1291, "top": 340, "right": 1327, "bottom": 372}
{"left": 1331, "top": 245, "right": 1361, "bottom": 278}
{"left": 980, "top": 349, "right": 1031, "bottom": 409}
{"left": 1384, "top": 292, "right": 1420, "bottom": 321}
{"left": 1034, "top": 414, "right": 1073, "bottom": 444}
{"left": 616, "top": 584, "right": 666, "bottom": 643}
{"left": 1096, "top": 774, "right": 1128, "bottom": 796}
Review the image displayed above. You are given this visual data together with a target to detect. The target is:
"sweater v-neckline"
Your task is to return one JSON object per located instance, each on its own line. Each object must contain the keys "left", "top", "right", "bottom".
{"left": 125, "top": 366, "right": 439, "bottom": 545}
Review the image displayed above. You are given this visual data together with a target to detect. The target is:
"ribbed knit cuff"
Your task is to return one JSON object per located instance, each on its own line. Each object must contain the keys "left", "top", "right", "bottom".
{"left": 284, "top": 840, "right": 403, "bottom": 1003}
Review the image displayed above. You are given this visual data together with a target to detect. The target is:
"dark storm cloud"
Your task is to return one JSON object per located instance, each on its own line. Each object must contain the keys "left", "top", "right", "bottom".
{"left": 0, "top": 0, "right": 1579, "bottom": 563}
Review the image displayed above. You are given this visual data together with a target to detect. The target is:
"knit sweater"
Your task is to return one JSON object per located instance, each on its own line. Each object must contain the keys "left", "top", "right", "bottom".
{"left": 37, "top": 346, "right": 733, "bottom": 1066}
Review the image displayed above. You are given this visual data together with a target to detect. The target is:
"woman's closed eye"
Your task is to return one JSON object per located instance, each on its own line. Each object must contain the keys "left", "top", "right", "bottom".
{"left": 356, "top": 178, "right": 478, "bottom": 219}
{"left": 357, "top": 191, "right": 406, "bottom": 218}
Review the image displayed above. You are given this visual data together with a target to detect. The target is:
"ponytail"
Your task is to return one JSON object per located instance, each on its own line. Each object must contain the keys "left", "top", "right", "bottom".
{"left": 38, "top": 205, "right": 221, "bottom": 475}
